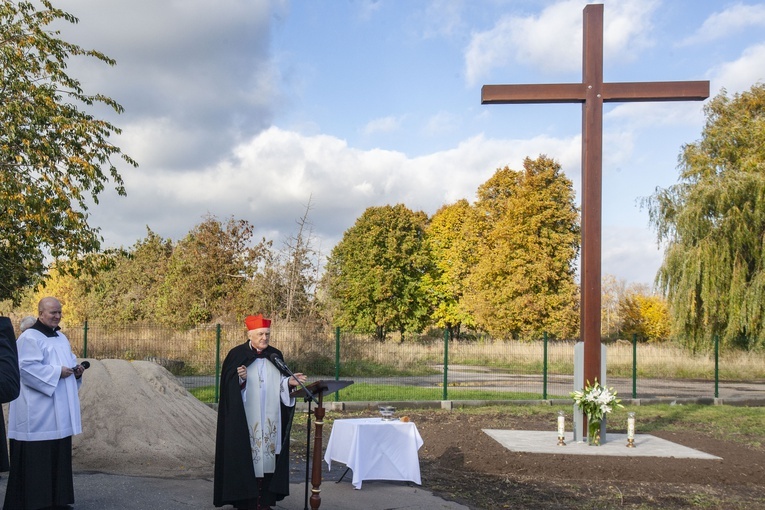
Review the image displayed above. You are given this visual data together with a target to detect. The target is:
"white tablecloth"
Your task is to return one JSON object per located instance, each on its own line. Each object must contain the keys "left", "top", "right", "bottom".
{"left": 324, "top": 417, "right": 423, "bottom": 489}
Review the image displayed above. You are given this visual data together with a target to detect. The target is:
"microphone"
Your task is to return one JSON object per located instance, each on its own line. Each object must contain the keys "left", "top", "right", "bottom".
{"left": 269, "top": 353, "right": 317, "bottom": 405}
{"left": 268, "top": 353, "right": 290, "bottom": 374}
{"left": 80, "top": 361, "right": 90, "bottom": 369}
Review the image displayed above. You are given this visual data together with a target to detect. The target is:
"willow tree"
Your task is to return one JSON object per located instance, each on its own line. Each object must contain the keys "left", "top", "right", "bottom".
{"left": 647, "top": 84, "right": 765, "bottom": 351}
{"left": 464, "top": 156, "right": 580, "bottom": 339}
{"left": 0, "top": 1, "right": 136, "bottom": 302}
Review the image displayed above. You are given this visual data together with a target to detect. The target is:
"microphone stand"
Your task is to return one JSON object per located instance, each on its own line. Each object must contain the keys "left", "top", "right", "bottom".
{"left": 292, "top": 377, "right": 316, "bottom": 510}
{"left": 272, "top": 355, "right": 318, "bottom": 510}
{"left": 272, "top": 355, "right": 318, "bottom": 405}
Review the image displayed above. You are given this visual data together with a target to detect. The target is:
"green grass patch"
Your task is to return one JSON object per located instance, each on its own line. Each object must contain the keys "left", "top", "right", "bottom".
{"left": 190, "top": 382, "right": 564, "bottom": 403}
{"left": 604, "top": 403, "right": 765, "bottom": 448}
{"left": 189, "top": 385, "right": 217, "bottom": 403}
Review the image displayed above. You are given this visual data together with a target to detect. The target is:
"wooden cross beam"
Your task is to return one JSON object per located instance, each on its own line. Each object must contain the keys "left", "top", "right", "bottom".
{"left": 481, "top": 4, "right": 708, "bottom": 387}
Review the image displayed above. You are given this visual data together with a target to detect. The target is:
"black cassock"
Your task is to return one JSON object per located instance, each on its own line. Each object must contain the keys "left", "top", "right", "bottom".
{"left": 213, "top": 342, "right": 295, "bottom": 509}
{"left": 0, "top": 317, "right": 20, "bottom": 472}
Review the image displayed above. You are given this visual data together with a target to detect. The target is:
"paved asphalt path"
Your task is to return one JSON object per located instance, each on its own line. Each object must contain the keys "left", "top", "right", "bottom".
{"left": 0, "top": 473, "right": 469, "bottom": 510}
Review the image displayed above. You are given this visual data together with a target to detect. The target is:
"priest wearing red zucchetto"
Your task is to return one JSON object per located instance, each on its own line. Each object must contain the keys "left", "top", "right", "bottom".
{"left": 214, "top": 314, "right": 307, "bottom": 510}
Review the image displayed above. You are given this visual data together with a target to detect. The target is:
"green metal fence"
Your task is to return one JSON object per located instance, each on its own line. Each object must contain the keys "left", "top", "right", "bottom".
{"left": 61, "top": 322, "right": 765, "bottom": 404}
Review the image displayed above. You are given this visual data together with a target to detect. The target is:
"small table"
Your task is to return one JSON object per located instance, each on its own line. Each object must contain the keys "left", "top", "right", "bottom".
{"left": 324, "top": 417, "right": 423, "bottom": 489}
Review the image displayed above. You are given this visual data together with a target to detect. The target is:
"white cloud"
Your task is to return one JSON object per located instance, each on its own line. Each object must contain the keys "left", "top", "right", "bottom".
{"left": 709, "top": 43, "right": 765, "bottom": 95}
{"left": 363, "top": 116, "right": 403, "bottom": 135}
{"left": 680, "top": 3, "right": 765, "bottom": 46}
{"left": 421, "top": 0, "right": 465, "bottom": 39}
{"left": 463, "top": 0, "right": 658, "bottom": 86}
{"left": 357, "top": 0, "right": 384, "bottom": 21}
{"left": 56, "top": 0, "right": 282, "bottom": 170}
{"left": 423, "top": 111, "right": 460, "bottom": 136}
{"left": 602, "top": 226, "right": 663, "bottom": 287}
{"left": 605, "top": 101, "right": 706, "bottom": 129}
{"left": 92, "top": 128, "right": 582, "bottom": 251}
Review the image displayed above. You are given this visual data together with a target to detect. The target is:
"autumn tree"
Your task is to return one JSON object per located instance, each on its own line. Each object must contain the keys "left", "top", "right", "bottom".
{"left": 647, "top": 84, "right": 765, "bottom": 351}
{"left": 80, "top": 229, "right": 172, "bottom": 324}
{"left": 156, "top": 215, "right": 271, "bottom": 328}
{"left": 618, "top": 286, "right": 670, "bottom": 343}
{"left": 28, "top": 262, "right": 89, "bottom": 324}
{"left": 0, "top": 0, "right": 136, "bottom": 302}
{"left": 323, "top": 204, "right": 430, "bottom": 340}
{"left": 463, "top": 156, "right": 580, "bottom": 339}
{"left": 421, "top": 199, "right": 477, "bottom": 338}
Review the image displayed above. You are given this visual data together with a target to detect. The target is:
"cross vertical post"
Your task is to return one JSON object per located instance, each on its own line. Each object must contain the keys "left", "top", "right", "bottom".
{"left": 481, "top": 4, "right": 708, "bottom": 389}
{"left": 580, "top": 3, "right": 604, "bottom": 388}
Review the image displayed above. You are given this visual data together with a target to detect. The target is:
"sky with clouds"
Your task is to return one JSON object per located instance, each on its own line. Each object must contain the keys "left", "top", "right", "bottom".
{"left": 56, "top": 0, "right": 765, "bottom": 287}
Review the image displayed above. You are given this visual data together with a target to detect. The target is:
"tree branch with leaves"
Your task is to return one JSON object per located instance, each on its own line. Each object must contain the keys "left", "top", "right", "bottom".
{"left": 0, "top": 0, "right": 136, "bottom": 302}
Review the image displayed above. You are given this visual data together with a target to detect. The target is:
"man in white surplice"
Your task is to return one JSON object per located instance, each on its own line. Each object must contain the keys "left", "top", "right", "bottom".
{"left": 4, "top": 297, "right": 86, "bottom": 510}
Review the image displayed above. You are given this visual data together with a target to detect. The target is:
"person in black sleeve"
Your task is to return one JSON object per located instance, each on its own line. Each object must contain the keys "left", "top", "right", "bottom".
{"left": 213, "top": 314, "right": 307, "bottom": 510}
{"left": 0, "top": 316, "right": 20, "bottom": 475}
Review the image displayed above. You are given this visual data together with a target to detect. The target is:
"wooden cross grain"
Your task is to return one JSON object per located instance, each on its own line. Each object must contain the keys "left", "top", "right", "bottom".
{"left": 481, "top": 4, "right": 709, "bottom": 388}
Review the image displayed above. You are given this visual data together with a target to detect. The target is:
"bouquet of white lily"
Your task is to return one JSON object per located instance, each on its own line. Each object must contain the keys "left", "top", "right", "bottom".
{"left": 571, "top": 378, "right": 623, "bottom": 445}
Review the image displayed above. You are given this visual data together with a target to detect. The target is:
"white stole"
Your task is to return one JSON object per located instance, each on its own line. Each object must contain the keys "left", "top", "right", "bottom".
{"left": 244, "top": 358, "right": 282, "bottom": 476}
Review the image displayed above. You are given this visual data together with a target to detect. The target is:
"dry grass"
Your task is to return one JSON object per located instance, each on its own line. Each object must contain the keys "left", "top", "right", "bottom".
{"left": 61, "top": 323, "right": 765, "bottom": 380}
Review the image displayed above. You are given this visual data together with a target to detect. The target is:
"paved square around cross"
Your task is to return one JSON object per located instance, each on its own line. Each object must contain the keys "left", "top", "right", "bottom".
{"left": 484, "top": 429, "right": 721, "bottom": 459}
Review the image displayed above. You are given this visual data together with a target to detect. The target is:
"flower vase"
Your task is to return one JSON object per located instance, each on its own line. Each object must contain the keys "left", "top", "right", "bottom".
{"left": 587, "top": 418, "right": 601, "bottom": 446}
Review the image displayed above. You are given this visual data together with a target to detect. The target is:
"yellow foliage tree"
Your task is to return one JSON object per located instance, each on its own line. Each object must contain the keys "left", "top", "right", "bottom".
{"left": 30, "top": 264, "right": 89, "bottom": 326}
{"left": 619, "top": 291, "right": 670, "bottom": 343}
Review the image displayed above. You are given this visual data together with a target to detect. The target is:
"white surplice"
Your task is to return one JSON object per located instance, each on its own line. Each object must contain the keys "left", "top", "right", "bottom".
{"left": 242, "top": 358, "right": 294, "bottom": 477}
{"left": 8, "top": 328, "right": 82, "bottom": 441}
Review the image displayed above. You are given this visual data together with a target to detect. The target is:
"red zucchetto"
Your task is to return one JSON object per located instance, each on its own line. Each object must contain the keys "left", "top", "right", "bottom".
{"left": 244, "top": 314, "right": 271, "bottom": 331}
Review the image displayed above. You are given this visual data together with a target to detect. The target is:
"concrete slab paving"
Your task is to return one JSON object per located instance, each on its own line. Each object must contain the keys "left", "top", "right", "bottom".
{"left": 483, "top": 429, "right": 722, "bottom": 459}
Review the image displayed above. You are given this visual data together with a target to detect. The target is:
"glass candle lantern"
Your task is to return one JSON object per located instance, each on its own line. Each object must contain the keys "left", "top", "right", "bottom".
{"left": 626, "top": 412, "right": 636, "bottom": 448}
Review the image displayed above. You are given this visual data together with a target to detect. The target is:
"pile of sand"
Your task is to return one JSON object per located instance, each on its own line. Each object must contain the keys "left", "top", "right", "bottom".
{"left": 72, "top": 359, "right": 218, "bottom": 478}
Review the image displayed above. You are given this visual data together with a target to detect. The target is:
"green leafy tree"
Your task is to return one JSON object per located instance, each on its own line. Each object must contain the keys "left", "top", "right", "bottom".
{"left": 421, "top": 199, "right": 477, "bottom": 338}
{"left": 464, "top": 156, "right": 580, "bottom": 339}
{"left": 82, "top": 229, "right": 172, "bottom": 324}
{"left": 647, "top": 84, "right": 765, "bottom": 351}
{"left": 156, "top": 215, "right": 270, "bottom": 328}
{"left": 0, "top": 0, "right": 136, "bottom": 302}
{"left": 323, "top": 204, "right": 430, "bottom": 340}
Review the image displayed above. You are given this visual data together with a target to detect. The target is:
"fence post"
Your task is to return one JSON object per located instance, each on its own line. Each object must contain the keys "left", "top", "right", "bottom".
{"left": 632, "top": 333, "right": 637, "bottom": 399}
{"left": 83, "top": 320, "right": 88, "bottom": 358}
{"left": 542, "top": 332, "right": 548, "bottom": 400}
{"left": 442, "top": 329, "right": 449, "bottom": 401}
{"left": 215, "top": 324, "right": 221, "bottom": 404}
{"left": 714, "top": 334, "right": 719, "bottom": 398}
{"left": 334, "top": 326, "right": 341, "bottom": 402}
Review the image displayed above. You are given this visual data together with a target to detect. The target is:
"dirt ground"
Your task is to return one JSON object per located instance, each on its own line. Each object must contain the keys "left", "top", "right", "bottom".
{"left": 302, "top": 409, "right": 765, "bottom": 510}
{"left": 7, "top": 360, "right": 761, "bottom": 509}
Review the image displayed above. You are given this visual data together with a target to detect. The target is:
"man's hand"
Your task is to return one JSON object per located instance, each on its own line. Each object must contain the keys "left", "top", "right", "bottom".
{"left": 60, "top": 366, "right": 74, "bottom": 378}
{"left": 237, "top": 365, "right": 247, "bottom": 380}
{"left": 73, "top": 364, "right": 85, "bottom": 379}
{"left": 289, "top": 373, "right": 307, "bottom": 387}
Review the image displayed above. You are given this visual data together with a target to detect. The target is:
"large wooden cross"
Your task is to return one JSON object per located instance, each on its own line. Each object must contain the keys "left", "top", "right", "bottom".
{"left": 482, "top": 4, "right": 709, "bottom": 387}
